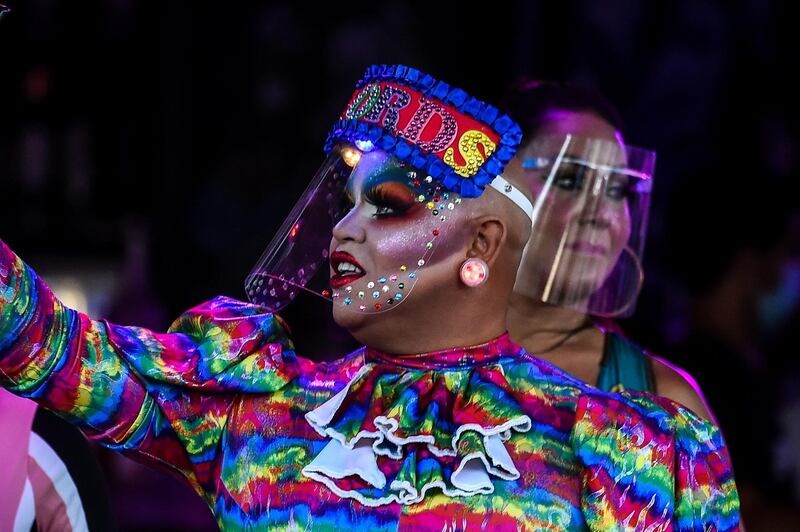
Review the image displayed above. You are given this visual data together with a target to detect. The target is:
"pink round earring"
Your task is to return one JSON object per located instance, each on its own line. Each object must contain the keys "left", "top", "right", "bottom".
{"left": 460, "top": 258, "right": 489, "bottom": 287}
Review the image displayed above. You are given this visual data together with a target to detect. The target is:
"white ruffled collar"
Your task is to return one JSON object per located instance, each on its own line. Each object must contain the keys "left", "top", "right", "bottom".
{"left": 301, "top": 334, "right": 532, "bottom": 506}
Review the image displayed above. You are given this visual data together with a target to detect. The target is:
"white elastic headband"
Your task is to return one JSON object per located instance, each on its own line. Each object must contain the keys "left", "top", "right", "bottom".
{"left": 489, "top": 175, "right": 534, "bottom": 222}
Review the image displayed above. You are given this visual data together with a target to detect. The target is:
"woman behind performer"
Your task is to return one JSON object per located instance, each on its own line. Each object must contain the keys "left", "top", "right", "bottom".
{"left": 504, "top": 81, "right": 714, "bottom": 419}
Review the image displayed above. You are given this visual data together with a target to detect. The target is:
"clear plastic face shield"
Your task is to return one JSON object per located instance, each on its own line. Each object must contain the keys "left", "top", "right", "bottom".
{"left": 245, "top": 141, "right": 467, "bottom": 314}
{"left": 513, "top": 134, "right": 655, "bottom": 317}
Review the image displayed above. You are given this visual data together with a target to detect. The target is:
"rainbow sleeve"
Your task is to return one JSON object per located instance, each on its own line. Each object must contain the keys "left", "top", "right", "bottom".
{"left": 0, "top": 239, "right": 299, "bottom": 500}
{"left": 572, "top": 390, "right": 740, "bottom": 531}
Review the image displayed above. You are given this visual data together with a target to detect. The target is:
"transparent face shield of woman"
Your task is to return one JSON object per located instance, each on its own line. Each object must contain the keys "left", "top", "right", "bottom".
{"left": 513, "top": 134, "right": 656, "bottom": 318}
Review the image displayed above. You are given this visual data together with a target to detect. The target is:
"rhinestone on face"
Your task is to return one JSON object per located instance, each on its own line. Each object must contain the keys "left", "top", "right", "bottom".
{"left": 359, "top": 305, "right": 366, "bottom": 310}
{"left": 358, "top": 291, "right": 365, "bottom": 298}
{"left": 378, "top": 277, "right": 387, "bottom": 284}
{"left": 382, "top": 285, "right": 389, "bottom": 293}
{"left": 400, "top": 265, "right": 408, "bottom": 272}
{"left": 372, "top": 291, "right": 380, "bottom": 298}
{"left": 367, "top": 282, "right": 375, "bottom": 289}
{"left": 418, "top": 259, "right": 425, "bottom": 267}
{"left": 398, "top": 283, "right": 405, "bottom": 289}
{"left": 344, "top": 297, "right": 352, "bottom": 305}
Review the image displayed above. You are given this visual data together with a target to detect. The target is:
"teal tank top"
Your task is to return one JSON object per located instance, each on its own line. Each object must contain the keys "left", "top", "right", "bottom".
{"left": 596, "top": 332, "right": 656, "bottom": 394}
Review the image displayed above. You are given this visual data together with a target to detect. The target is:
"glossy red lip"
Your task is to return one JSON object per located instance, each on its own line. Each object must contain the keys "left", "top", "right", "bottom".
{"left": 330, "top": 250, "right": 367, "bottom": 288}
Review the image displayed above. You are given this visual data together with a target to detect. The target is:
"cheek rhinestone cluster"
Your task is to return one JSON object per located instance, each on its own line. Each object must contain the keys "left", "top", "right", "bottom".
{"left": 327, "top": 171, "right": 461, "bottom": 313}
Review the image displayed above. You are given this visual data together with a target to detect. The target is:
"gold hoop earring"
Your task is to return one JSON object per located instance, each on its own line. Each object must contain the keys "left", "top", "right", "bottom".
{"left": 590, "top": 245, "right": 644, "bottom": 319}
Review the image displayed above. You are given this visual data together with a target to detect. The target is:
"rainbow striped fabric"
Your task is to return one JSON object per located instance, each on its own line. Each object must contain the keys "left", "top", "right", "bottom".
{"left": 0, "top": 239, "right": 739, "bottom": 531}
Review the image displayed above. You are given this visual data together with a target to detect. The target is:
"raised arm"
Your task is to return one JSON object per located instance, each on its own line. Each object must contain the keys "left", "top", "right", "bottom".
{"left": 0, "top": 238, "right": 299, "bottom": 499}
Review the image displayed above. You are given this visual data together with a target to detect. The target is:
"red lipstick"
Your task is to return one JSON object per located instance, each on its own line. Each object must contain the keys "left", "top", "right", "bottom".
{"left": 330, "top": 251, "right": 367, "bottom": 288}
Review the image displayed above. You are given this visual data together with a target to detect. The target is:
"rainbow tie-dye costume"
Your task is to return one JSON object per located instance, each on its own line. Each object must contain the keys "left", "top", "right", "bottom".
{"left": 0, "top": 240, "right": 739, "bottom": 531}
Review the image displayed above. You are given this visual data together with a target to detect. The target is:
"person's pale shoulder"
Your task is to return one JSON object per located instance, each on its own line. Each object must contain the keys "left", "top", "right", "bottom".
{"left": 648, "top": 353, "right": 714, "bottom": 421}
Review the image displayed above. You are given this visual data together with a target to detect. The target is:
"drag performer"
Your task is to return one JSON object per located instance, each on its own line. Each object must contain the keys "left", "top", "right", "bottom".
{"left": 1, "top": 65, "right": 738, "bottom": 530}
{"left": 503, "top": 82, "right": 713, "bottom": 418}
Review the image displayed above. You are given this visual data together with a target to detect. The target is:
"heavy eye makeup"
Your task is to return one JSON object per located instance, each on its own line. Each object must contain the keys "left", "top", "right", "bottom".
{"left": 364, "top": 181, "right": 417, "bottom": 218}
{"left": 341, "top": 170, "right": 419, "bottom": 219}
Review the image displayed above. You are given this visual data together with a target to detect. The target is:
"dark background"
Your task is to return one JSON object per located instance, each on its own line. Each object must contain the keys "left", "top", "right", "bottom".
{"left": 1, "top": 1, "right": 798, "bottom": 530}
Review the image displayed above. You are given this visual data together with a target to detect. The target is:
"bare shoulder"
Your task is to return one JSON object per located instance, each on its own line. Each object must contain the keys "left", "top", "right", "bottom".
{"left": 648, "top": 354, "right": 716, "bottom": 422}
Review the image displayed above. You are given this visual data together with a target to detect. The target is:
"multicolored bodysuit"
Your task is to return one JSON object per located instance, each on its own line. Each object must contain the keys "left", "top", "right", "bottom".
{"left": 0, "top": 240, "right": 739, "bottom": 531}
